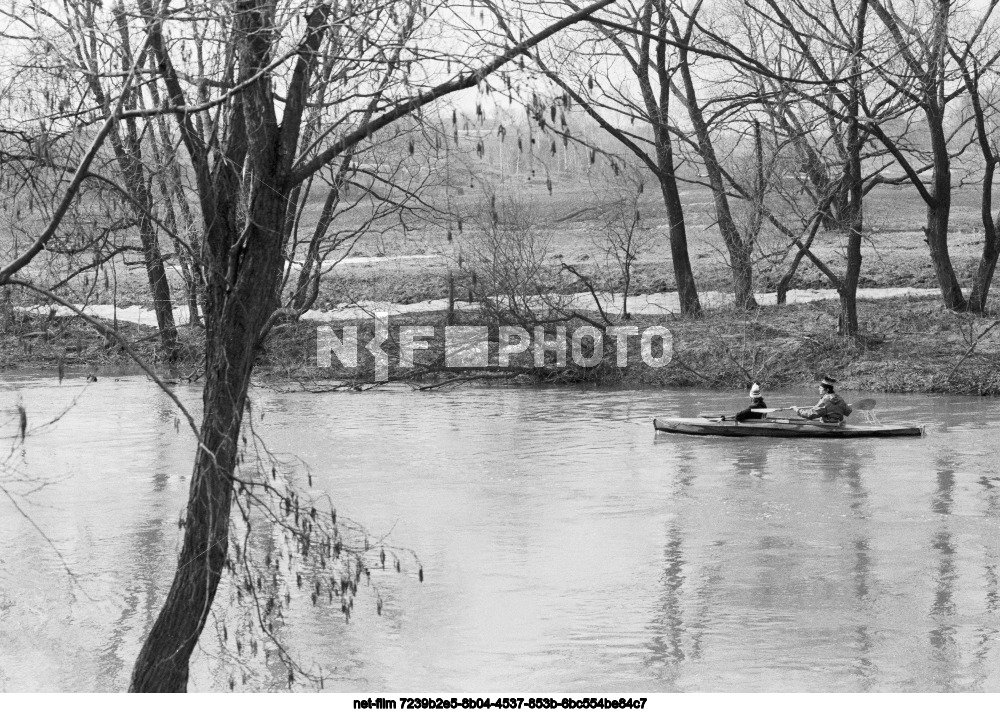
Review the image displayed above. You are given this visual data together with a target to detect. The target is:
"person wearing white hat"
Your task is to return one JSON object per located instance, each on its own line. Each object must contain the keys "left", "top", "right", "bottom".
{"left": 795, "top": 375, "right": 853, "bottom": 423}
{"left": 734, "top": 383, "right": 767, "bottom": 421}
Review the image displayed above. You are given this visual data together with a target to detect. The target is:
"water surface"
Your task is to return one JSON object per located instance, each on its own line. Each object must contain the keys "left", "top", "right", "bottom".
{"left": 0, "top": 377, "right": 998, "bottom": 691}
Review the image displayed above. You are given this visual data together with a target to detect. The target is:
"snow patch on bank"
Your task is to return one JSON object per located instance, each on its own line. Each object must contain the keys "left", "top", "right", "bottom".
{"left": 23, "top": 286, "right": 946, "bottom": 328}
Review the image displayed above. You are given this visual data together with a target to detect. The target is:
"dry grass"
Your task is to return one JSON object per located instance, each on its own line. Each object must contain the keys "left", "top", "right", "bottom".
{"left": 4, "top": 292, "right": 999, "bottom": 396}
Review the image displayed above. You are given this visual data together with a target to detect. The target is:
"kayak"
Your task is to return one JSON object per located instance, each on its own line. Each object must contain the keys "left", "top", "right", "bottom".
{"left": 653, "top": 417, "right": 923, "bottom": 439}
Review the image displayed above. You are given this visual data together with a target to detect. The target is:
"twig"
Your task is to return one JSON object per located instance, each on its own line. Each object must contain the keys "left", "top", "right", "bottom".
{"left": 947, "top": 319, "right": 1000, "bottom": 381}
{"left": 560, "top": 263, "right": 612, "bottom": 325}
{"left": 670, "top": 352, "right": 713, "bottom": 383}
{"left": 416, "top": 373, "right": 512, "bottom": 391}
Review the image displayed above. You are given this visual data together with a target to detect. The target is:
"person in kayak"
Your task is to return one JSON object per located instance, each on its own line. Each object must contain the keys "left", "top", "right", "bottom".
{"left": 734, "top": 383, "right": 767, "bottom": 421}
{"left": 795, "top": 375, "right": 853, "bottom": 423}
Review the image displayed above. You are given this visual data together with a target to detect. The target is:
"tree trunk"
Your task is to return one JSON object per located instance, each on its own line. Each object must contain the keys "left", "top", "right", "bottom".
{"left": 128, "top": 0, "right": 617, "bottom": 689}
{"left": 114, "top": 128, "right": 178, "bottom": 352}
{"left": 621, "top": 2, "right": 701, "bottom": 318}
{"left": 128, "top": 183, "right": 287, "bottom": 692}
{"left": 128, "top": 277, "right": 278, "bottom": 689}
{"left": 138, "top": 217, "right": 179, "bottom": 353}
{"left": 838, "top": 0, "right": 868, "bottom": 337}
{"left": 839, "top": 214, "right": 862, "bottom": 336}
{"left": 958, "top": 52, "right": 1000, "bottom": 314}
{"left": 127, "top": 369, "right": 242, "bottom": 691}
{"left": 838, "top": 199, "right": 863, "bottom": 337}
{"left": 676, "top": 45, "right": 757, "bottom": 310}
{"left": 925, "top": 109, "right": 964, "bottom": 309}
{"left": 777, "top": 241, "right": 810, "bottom": 305}
{"left": 658, "top": 170, "right": 702, "bottom": 317}
{"left": 130, "top": 0, "right": 290, "bottom": 689}
{"left": 145, "top": 54, "right": 202, "bottom": 328}
{"left": 291, "top": 185, "right": 340, "bottom": 311}
{"left": 968, "top": 223, "right": 1000, "bottom": 313}
{"left": 129, "top": 135, "right": 288, "bottom": 696}
{"left": 968, "top": 160, "right": 999, "bottom": 313}
{"left": 925, "top": 189, "right": 965, "bottom": 311}
{"left": 102, "top": 8, "right": 178, "bottom": 352}
{"left": 922, "top": 9, "right": 965, "bottom": 311}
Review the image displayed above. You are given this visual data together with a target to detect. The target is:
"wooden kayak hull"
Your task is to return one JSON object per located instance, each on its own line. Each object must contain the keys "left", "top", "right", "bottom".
{"left": 653, "top": 417, "right": 923, "bottom": 439}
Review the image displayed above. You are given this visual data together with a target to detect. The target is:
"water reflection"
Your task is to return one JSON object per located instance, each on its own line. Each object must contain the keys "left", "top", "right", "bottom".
{"left": 850, "top": 538, "right": 876, "bottom": 690}
{"left": 645, "top": 526, "right": 687, "bottom": 688}
{"left": 927, "top": 459, "right": 957, "bottom": 691}
{"left": 3, "top": 381, "right": 1000, "bottom": 691}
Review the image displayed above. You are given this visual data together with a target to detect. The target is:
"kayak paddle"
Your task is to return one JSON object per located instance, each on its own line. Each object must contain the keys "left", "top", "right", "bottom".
{"left": 752, "top": 399, "right": 877, "bottom": 414}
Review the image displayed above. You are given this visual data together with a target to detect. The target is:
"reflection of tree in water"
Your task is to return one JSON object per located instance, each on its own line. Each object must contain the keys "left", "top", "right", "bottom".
{"left": 978, "top": 473, "right": 1000, "bottom": 667}
{"left": 642, "top": 441, "right": 696, "bottom": 688}
{"left": 645, "top": 437, "right": 746, "bottom": 686}
{"left": 651, "top": 527, "right": 687, "bottom": 670}
{"left": 960, "top": 448, "right": 1000, "bottom": 686}
{"left": 638, "top": 432, "right": 1000, "bottom": 691}
{"left": 838, "top": 452, "right": 878, "bottom": 690}
{"left": 644, "top": 526, "right": 727, "bottom": 689}
{"left": 928, "top": 463, "right": 959, "bottom": 689}
{"left": 97, "top": 389, "right": 189, "bottom": 689}
{"left": 849, "top": 538, "right": 876, "bottom": 690}
{"left": 974, "top": 534, "right": 999, "bottom": 682}
{"left": 806, "top": 442, "right": 882, "bottom": 690}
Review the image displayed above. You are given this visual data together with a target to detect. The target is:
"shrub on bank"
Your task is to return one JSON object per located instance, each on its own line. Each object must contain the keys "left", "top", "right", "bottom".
{"left": 2, "top": 296, "right": 998, "bottom": 396}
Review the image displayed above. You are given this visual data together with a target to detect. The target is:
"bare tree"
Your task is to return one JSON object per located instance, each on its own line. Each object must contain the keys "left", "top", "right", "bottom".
{"left": 461, "top": 186, "right": 558, "bottom": 326}
{"left": 493, "top": 0, "right": 704, "bottom": 316}
{"left": 597, "top": 182, "right": 653, "bottom": 319}
{"left": 0, "top": 1, "right": 180, "bottom": 350}
{"left": 666, "top": 0, "right": 758, "bottom": 309}
{"left": 863, "top": 0, "right": 992, "bottom": 311}
{"left": 748, "top": 0, "right": 873, "bottom": 334}
{"left": 951, "top": 9, "right": 1000, "bottom": 313}
{"left": 1, "top": 0, "right": 615, "bottom": 691}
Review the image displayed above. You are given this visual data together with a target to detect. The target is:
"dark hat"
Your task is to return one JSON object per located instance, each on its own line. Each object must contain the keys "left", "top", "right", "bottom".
{"left": 820, "top": 375, "right": 838, "bottom": 387}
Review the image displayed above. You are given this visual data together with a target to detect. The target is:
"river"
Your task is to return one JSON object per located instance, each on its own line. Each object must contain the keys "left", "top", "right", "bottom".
{"left": 0, "top": 376, "right": 998, "bottom": 692}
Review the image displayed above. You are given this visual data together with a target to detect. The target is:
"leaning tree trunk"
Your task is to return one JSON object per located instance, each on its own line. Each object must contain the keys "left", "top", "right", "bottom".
{"left": 113, "top": 126, "right": 178, "bottom": 353}
{"left": 127, "top": 290, "right": 276, "bottom": 689}
{"left": 109, "top": 7, "right": 178, "bottom": 353}
{"left": 129, "top": 0, "right": 617, "bottom": 690}
{"left": 635, "top": 47, "right": 701, "bottom": 317}
{"left": 658, "top": 165, "right": 702, "bottom": 318}
{"left": 129, "top": 0, "right": 291, "bottom": 690}
{"left": 777, "top": 239, "right": 810, "bottom": 305}
{"left": 292, "top": 184, "right": 340, "bottom": 311}
{"left": 676, "top": 46, "right": 757, "bottom": 310}
{"left": 128, "top": 133, "right": 288, "bottom": 694}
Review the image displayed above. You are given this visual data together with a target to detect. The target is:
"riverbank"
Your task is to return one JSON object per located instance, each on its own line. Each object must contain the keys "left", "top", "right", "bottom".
{"left": 2, "top": 293, "right": 998, "bottom": 396}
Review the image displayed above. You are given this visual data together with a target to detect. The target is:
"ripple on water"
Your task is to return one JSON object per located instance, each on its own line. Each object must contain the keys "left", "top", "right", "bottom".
{"left": 3, "top": 379, "right": 1000, "bottom": 691}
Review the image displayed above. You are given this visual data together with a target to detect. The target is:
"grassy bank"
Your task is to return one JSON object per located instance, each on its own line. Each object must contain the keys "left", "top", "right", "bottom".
{"left": 3, "top": 294, "right": 998, "bottom": 396}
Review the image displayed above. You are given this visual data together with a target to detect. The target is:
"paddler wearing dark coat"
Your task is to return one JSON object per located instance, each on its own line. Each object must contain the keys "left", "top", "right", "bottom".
{"left": 795, "top": 375, "right": 853, "bottom": 423}
{"left": 734, "top": 383, "right": 767, "bottom": 421}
